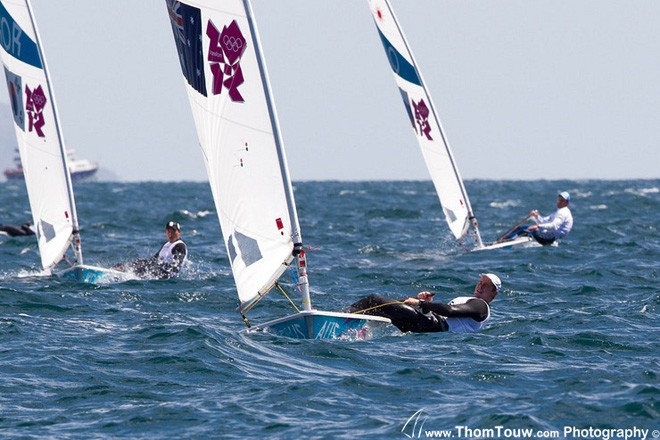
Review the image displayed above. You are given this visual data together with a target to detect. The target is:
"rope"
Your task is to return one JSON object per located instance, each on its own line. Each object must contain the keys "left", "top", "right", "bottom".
{"left": 457, "top": 237, "right": 471, "bottom": 252}
{"left": 241, "top": 283, "right": 277, "bottom": 315}
{"left": 289, "top": 266, "right": 299, "bottom": 284}
{"left": 275, "top": 282, "right": 300, "bottom": 313}
{"left": 350, "top": 300, "right": 404, "bottom": 315}
{"left": 239, "top": 279, "right": 303, "bottom": 328}
{"left": 288, "top": 266, "right": 304, "bottom": 295}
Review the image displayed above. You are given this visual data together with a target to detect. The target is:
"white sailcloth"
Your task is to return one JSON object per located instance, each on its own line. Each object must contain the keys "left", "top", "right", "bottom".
{"left": 166, "top": 0, "right": 301, "bottom": 310}
{"left": 367, "top": 0, "right": 481, "bottom": 244}
{"left": 0, "top": 0, "right": 79, "bottom": 269}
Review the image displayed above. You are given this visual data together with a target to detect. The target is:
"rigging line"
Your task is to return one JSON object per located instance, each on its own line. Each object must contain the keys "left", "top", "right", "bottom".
{"left": 289, "top": 266, "right": 309, "bottom": 296}
{"left": 350, "top": 301, "right": 404, "bottom": 315}
{"left": 459, "top": 228, "right": 481, "bottom": 251}
{"left": 241, "top": 283, "right": 277, "bottom": 315}
{"left": 275, "top": 282, "right": 301, "bottom": 313}
{"left": 457, "top": 238, "right": 471, "bottom": 252}
{"left": 288, "top": 267, "right": 304, "bottom": 295}
{"left": 288, "top": 266, "right": 299, "bottom": 284}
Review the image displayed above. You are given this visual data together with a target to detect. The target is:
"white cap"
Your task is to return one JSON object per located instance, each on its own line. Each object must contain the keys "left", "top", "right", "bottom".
{"left": 480, "top": 273, "right": 502, "bottom": 293}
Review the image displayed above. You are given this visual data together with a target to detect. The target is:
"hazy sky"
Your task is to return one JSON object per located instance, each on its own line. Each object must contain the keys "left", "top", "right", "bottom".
{"left": 2, "top": 0, "right": 659, "bottom": 181}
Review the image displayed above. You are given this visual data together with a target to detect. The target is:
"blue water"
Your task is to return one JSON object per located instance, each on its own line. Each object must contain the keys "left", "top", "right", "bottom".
{"left": 0, "top": 179, "right": 657, "bottom": 439}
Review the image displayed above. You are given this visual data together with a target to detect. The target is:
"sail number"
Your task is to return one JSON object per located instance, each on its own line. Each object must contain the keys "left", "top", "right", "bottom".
{"left": 0, "top": 15, "right": 22, "bottom": 55}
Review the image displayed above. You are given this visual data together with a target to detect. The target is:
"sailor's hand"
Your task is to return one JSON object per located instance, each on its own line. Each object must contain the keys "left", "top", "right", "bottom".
{"left": 527, "top": 224, "right": 538, "bottom": 231}
{"left": 529, "top": 210, "right": 540, "bottom": 217}
{"left": 416, "top": 291, "right": 434, "bottom": 302}
{"left": 404, "top": 297, "right": 422, "bottom": 306}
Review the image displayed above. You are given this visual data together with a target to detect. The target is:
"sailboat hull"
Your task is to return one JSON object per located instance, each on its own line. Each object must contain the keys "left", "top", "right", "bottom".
{"left": 248, "top": 310, "right": 391, "bottom": 339}
{"left": 476, "top": 235, "right": 544, "bottom": 251}
{"left": 57, "top": 265, "right": 128, "bottom": 283}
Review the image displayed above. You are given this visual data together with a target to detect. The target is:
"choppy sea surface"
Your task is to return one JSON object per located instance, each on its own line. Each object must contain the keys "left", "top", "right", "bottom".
{"left": 0, "top": 179, "right": 657, "bottom": 439}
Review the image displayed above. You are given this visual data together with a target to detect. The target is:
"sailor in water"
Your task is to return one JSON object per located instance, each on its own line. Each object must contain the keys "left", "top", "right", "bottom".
{"left": 345, "top": 273, "right": 501, "bottom": 333}
{"left": 500, "top": 191, "right": 573, "bottom": 245}
{"left": 115, "top": 221, "right": 188, "bottom": 279}
{"left": 0, "top": 221, "right": 36, "bottom": 237}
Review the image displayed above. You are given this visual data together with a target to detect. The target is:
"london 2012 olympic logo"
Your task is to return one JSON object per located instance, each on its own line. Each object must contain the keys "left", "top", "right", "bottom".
{"left": 206, "top": 19, "right": 247, "bottom": 102}
{"left": 25, "top": 84, "right": 47, "bottom": 137}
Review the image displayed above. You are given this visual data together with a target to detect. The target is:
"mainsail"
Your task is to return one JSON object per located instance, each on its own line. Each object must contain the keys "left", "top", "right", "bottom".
{"left": 165, "top": 0, "right": 304, "bottom": 312}
{"left": 367, "top": 0, "right": 483, "bottom": 248}
{"left": 0, "top": 0, "right": 82, "bottom": 269}
{"left": 166, "top": 0, "right": 391, "bottom": 338}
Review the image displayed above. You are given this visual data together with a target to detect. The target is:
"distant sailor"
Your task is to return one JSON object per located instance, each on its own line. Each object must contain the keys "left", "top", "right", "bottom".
{"left": 0, "top": 221, "right": 36, "bottom": 237}
{"left": 115, "top": 221, "right": 188, "bottom": 279}
{"left": 345, "top": 273, "right": 501, "bottom": 333}
{"left": 500, "top": 191, "right": 573, "bottom": 245}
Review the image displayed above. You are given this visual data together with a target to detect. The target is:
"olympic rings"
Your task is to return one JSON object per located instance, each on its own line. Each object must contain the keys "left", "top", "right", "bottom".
{"left": 222, "top": 35, "right": 244, "bottom": 52}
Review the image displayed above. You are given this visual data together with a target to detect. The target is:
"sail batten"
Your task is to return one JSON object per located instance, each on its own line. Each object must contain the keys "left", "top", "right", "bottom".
{"left": 1, "top": 0, "right": 81, "bottom": 269}
{"left": 367, "top": 0, "right": 483, "bottom": 246}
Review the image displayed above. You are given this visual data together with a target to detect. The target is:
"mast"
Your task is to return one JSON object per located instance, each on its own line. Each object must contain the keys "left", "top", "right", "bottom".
{"left": 25, "top": 0, "right": 83, "bottom": 265}
{"left": 380, "top": 0, "right": 484, "bottom": 248}
{"left": 243, "top": 0, "right": 311, "bottom": 310}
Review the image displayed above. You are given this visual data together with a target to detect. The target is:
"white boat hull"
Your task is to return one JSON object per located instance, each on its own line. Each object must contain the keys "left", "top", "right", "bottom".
{"left": 475, "top": 235, "right": 543, "bottom": 251}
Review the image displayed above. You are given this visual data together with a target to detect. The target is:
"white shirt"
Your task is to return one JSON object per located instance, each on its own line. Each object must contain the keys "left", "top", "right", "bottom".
{"left": 534, "top": 206, "right": 573, "bottom": 240}
{"left": 158, "top": 239, "right": 187, "bottom": 264}
{"left": 445, "top": 297, "right": 490, "bottom": 333}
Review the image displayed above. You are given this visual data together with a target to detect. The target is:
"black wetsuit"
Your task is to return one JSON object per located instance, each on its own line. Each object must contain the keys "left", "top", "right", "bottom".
{"left": 0, "top": 223, "right": 35, "bottom": 237}
{"left": 345, "top": 294, "right": 489, "bottom": 333}
{"left": 123, "top": 241, "right": 187, "bottom": 279}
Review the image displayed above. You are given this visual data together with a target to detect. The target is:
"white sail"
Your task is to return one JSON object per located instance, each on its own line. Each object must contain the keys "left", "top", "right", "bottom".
{"left": 165, "top": 0, "right": 392, "bottom": 338}
{"left": 165, "top": 0, "right": 303, "bottom": 311}
{"left": 0, "top": 0, "right": 81, "bottom": 269}
{"left": 367, "top": 0, "right": 482, "bottom": 246}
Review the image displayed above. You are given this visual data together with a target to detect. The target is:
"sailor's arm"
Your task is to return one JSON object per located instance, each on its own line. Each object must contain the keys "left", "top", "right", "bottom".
{"left": 419, "top": 299, "right": 488, "bottom": 322}
{"left": 535, "top": 211, "right": 565, "bottom": 231}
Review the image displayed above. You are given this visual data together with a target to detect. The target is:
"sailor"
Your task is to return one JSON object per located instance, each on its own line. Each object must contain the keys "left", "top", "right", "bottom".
{"left": 115, "top": 221, "right": 188, "bottom": 279}
{"left": 499, "top": 191, "right": 573, "bottom": 245}
{"left": 526, "top": 191, "right": 573, "bottom": 245}
{"left": 0, "top": 221, "right": 36, "bottom": 237}
{"left": 345, "top": 273, "right": 501, "bottom": 333}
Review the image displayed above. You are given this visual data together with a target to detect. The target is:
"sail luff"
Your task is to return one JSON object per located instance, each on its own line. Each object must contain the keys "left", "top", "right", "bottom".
{"left": 369, "top": 0, "right": 483, "bottom": 247}
{"left": 25, "top": 0, "right": 83, "bottom": 265}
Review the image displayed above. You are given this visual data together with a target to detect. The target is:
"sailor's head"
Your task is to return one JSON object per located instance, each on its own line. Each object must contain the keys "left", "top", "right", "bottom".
{"left": 475, "top": 273, "right": 501, "bottom": 303}
{"left": 166, "top": 220, "right": 180, "bottom": 232}
{"left": 165, "top": 220, "right": 181, "bottom": 242}
{"left": 557, "top": 191, "right": 570, "bottom": 208}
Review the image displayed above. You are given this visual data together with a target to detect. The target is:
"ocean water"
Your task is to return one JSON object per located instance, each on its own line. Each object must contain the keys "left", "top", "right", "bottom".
{"left": 0, "top": 179, "right": 657, "bottom": 439}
